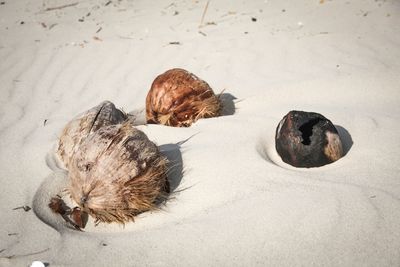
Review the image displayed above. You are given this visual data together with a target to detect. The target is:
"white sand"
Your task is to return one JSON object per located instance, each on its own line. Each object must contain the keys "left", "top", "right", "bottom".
{"left": 1, "top": 0, "right": 400, "bottom": 266}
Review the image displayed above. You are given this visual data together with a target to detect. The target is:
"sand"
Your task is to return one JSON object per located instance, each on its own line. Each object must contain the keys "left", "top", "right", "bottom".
{"left": 1, "top": 0, "right": 400, "bottom": 266}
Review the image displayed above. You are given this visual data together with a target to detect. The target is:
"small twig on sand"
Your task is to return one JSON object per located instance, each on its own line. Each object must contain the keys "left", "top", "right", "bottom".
{"left": 164, "top": 3, "right": 176, "bottom": 9}
{"left": 2, "top": 248, "right": 50, "bottom": 259}
{"left": 49, "top": 23, "right": 58, "bottom": 30}
{"left": 13, "top": 206, "right": 31, "bottom": 212}
{"left": 199, "top": 0, "right": 210, "bottom": 28}
{"left": 45, "top": 2, "right": 78, "bottom": 11}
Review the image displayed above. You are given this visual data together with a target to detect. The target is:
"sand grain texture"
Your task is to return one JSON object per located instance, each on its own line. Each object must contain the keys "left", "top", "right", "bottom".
{"left": 1, "top": 0, "right": 400, "bottom": 266}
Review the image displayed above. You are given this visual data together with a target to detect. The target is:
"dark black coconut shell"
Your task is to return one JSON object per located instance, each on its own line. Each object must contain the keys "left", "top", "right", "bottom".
{"left": 275, "top": 110, "right": 342, "bottom": 168}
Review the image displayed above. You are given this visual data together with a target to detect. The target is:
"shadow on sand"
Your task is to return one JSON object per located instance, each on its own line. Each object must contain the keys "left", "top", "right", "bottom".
{"left": 159, "top": 143, "right": 184, "bottom": 193}
{"left": 219, "top": 92, "right": 237, "bottom": 116}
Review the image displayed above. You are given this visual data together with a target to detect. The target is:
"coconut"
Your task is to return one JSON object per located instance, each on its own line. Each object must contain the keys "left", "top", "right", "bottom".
{"left": 68, "top": 121, "right": 169, "bottom": 224}
{"left": 146, "top": 68, "right": 221, "bottom": 127}
{"left": 57, "top": 101, "right": 127, "bottom": 168}
{"left": 275, "top": 110, "right": 344, "bottom": 168}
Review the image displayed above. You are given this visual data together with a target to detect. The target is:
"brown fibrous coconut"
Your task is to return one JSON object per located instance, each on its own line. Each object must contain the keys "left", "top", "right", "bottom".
{"left": 146, "top": 68, "right": 221, "bottom": 127}
{"left": 68, "top": 121, "right": 170, "bottom": 224}
{"left": 57, "top": 101, "right": 127, "bottom": 168}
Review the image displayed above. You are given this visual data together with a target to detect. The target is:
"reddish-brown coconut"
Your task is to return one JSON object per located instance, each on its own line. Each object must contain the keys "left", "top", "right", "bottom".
{"left": 146, "top": 68, "right": 221, "bottom": 127}
{"left": 275, "top": 111, "right": 344, "bottom": 168}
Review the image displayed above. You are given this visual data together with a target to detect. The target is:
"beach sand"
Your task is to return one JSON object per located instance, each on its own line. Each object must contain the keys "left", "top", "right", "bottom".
{"left": 1, "top": 0, "right": 400, "bottom": 266}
